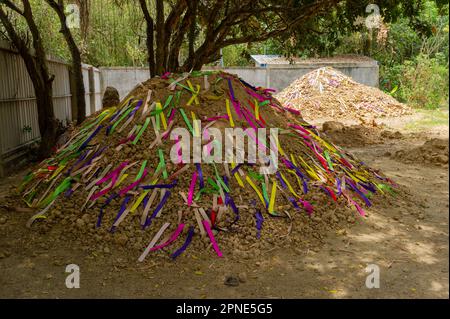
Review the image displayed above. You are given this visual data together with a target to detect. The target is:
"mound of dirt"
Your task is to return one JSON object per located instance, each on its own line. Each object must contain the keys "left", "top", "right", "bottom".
{"left": 275, "top": 67, "right": 411, "bottom": 123}
{"left": 394, "top": 138, "right": 449, "bottom": 166}
{"left": 14, "top": 71, "right": 397, "bottom": 261}
{"left": 321, "top": 121, "right": 403, "bottom": 148}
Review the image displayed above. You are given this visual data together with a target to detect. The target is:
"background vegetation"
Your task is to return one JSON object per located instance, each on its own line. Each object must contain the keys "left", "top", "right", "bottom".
{"left": 2, "top": 0, "right": 449, "bottom": 109}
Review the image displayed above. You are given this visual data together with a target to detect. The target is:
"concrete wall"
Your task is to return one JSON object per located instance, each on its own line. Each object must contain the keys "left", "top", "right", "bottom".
{"left": 100, "top": 67, "right": 150, "bottom": 100}
{"left": 220, "top": 67, "right": 267, "bottom": 88}
{"left": 99, "top": 61, "right": 379, "bottom": 100}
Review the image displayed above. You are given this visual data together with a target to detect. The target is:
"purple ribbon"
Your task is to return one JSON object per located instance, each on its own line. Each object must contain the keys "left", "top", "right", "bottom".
{"left": 109, "top": 194, "right": 130, "bottom": 232}
{"left": 239, "top": 78, "right": 257, "bottom": 91}
{"left": 170, "top": 226, "right": 195, "bottom": 260}
{"left": 79, "top": 146, "right": 108, "bottom": 170}
{"left": 346, "top": 178, "right": 372, "bottom": 207}
{"left": 97, "top": 193, "right": 118, "bottom": 228}
{"left": 276, "top": 171, "right": 287, "bottom": 189}
{"left": 78, "top": 125, "right": 103, "bottom": 151}
{"left": 288, "top": 197, "right": 300, "bottom": 210}
{"left": 144, "top": 190, "right": 171, "bottom": 228}
{"left": 255, "top": 210, "right": 264, "bottom": 239}
{"left": 128, "top": 100, "right": 143, "bottom": 117}
{"left": 358, "top": 181, "right": 377, "bottom": 193}
{"left": 336, "top": 178, "right": 342, "bottom": 196}
{"left": 65, "top": 149, "right": 89, "bottom": 175}
{"left": 196, "top": 164, "right": 204, "bottom": 189}
{"left": 230, "top": 163, "right": 243, "bottom": 175}
{"left": 140, "top": 180, "right": 178, "bottom": 190}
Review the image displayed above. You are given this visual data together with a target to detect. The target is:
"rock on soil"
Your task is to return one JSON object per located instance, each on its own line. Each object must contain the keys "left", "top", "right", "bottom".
{"left": 393, "top": 138, "right": 449, "bottom": 166}
{"left": 102, "top": 86, "right": 120, "bottom": 108}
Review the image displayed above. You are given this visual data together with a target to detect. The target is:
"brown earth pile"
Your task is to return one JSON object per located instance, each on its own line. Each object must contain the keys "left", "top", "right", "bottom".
{"left": 12, "top": 71, "right": 397, "bottom": 262}
{"left": 275, "top": 67, "right": 411, "bottom": 122}
{"left": 321, "top": 121, "right": 403, "bottom": 148}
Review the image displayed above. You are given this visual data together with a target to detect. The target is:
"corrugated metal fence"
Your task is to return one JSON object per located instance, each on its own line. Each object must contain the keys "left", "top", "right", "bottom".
{"left": 0, "top": 41, "right": 102, "bottom": 167}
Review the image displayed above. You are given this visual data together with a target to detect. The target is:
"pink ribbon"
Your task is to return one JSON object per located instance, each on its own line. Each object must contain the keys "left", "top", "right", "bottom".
{"left": 149, "top": 223, "right": 185, "bottom": 252}
{"left": 90, "top": 162, "right": 129, "bottom": 200}
{"left": 118, "top": 168, "right": 148, "bottom": 197}
{"left": 202, "top": 220, "right": 223, "bottom": 257}
{"left": 96, "top": 162, "right": 129, "bottom": 185}
{"left": 205, "top": 115, "right": 229, "bottom": 122}
{"left": 187, "top": 171, "right": 198, "bottom": 206}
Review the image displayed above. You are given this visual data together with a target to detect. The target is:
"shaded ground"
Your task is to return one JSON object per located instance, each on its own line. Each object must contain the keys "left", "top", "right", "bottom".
{"left": 0, "top": 110, "right": 448, "bottom": 299}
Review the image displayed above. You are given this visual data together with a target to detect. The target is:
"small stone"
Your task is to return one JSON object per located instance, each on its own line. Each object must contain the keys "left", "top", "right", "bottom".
{"left": 114, "top": 234, "right": 128, "bottom": 246}
{"left": 0, "top": 217, "right": 7, "bottom": 224}
{"left": 46, "top": 274, "right": 53, "bottom": 280}
{"left": 238, "top": 272, "right": 247, "bottom": 283}
{"left": 436, "top": 155, "right": 448, "bottom": 164}
{"left": 322, "top": 121, "right": 344, "bottom": 132}
{"left": 224, "top": 275, "right": 240, "bottom": 287}
{"left": 102, "top": 86, "right": 120, "bottom": 108}
{"left": 53, "top": 259, "right": 64, "bottom": 266}
{"left": 103, "top": 247, "right": 110, "bottom": 254}
{"left": 76, "top": 218, "right": 85, "bottom": 228}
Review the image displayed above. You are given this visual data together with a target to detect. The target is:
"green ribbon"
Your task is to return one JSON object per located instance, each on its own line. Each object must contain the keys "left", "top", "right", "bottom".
{"left": 179, "top": 108, "right": 194, "bottom": 135}
{"left": 38, "top": 176, "right": 72, "bottom": 208}
{"left": 135, "top": 160, "right": 148, "bottom": 181}
{"left": 109, "top": 102, "right": 137, "bottom": 134}
{"left": 133, "top": 118, "right": 150, "bottom": 145}
{"left": 194, "top": 187, "right": 217, "bottom": 201}
{"left": 158, "top": 149, "right": 168, "bottom": 179}
{"left": 323, "top": 150, "right": 334, "bottom": 170}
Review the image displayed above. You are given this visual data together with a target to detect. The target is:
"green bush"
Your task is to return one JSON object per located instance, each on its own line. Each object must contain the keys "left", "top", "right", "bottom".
{"left": 395, "top": 53, "right": 448, "bottom": 109}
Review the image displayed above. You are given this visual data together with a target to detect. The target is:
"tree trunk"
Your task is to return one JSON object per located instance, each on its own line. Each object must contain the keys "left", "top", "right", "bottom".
{"left": 72, "top": 53, "right": 86, "bottom": 124}
{"left": 0, "top": 1, "right": 58, "bottom": 158}
{"left": 75, "top": 0, "right": 90, "bottom": 56}
{"left": 146, "top": 19, "right": 155, "bottom": 77}
{"left": 35, "top": 82, "right": 58, "bottom": 157}
{"left": 187, "top": 1, "right": 197, "bottom": 68}
{"left": 46, "top": 0, "right": 86, "bottom": 124}
{"left": 155, "top": 0, "right": 165, "bottom": 75}
{"left": 138, "top": 0, "right": 155, "bottom": 77}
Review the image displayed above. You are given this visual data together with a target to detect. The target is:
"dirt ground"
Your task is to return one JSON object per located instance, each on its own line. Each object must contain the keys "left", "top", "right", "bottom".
{"left": 0, "top": 109, "right": 448, "bottom": 299}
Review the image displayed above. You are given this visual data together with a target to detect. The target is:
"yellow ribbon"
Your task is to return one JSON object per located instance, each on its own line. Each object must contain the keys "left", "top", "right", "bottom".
{"left": 268, "top": 180, "right": 277, "bottom": 213}
{"left": 115, "top": 173, "right": 129, "bottom": 188}
{"left": 130, "top": 190, "right": 150, "bottom": 212}
{"left": 245, "top": 176, "right": 265, "bottom": 206}
{"left": 231, "top": 162, "right": 244, "bottom": 187}
{"left": 225, "top": 99, "right": 235, "bottom": 127}
{"left": 279, "top": 172, "right": 299, "bottom": 198}
{"left": 186, "top": 80, "right": 200, "bottom": 106}
{"left": 191, "top": 111, "right": 200, "bottom": 136}
{"left": 254, "top": 99, "right": 260, "bottom": 120}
